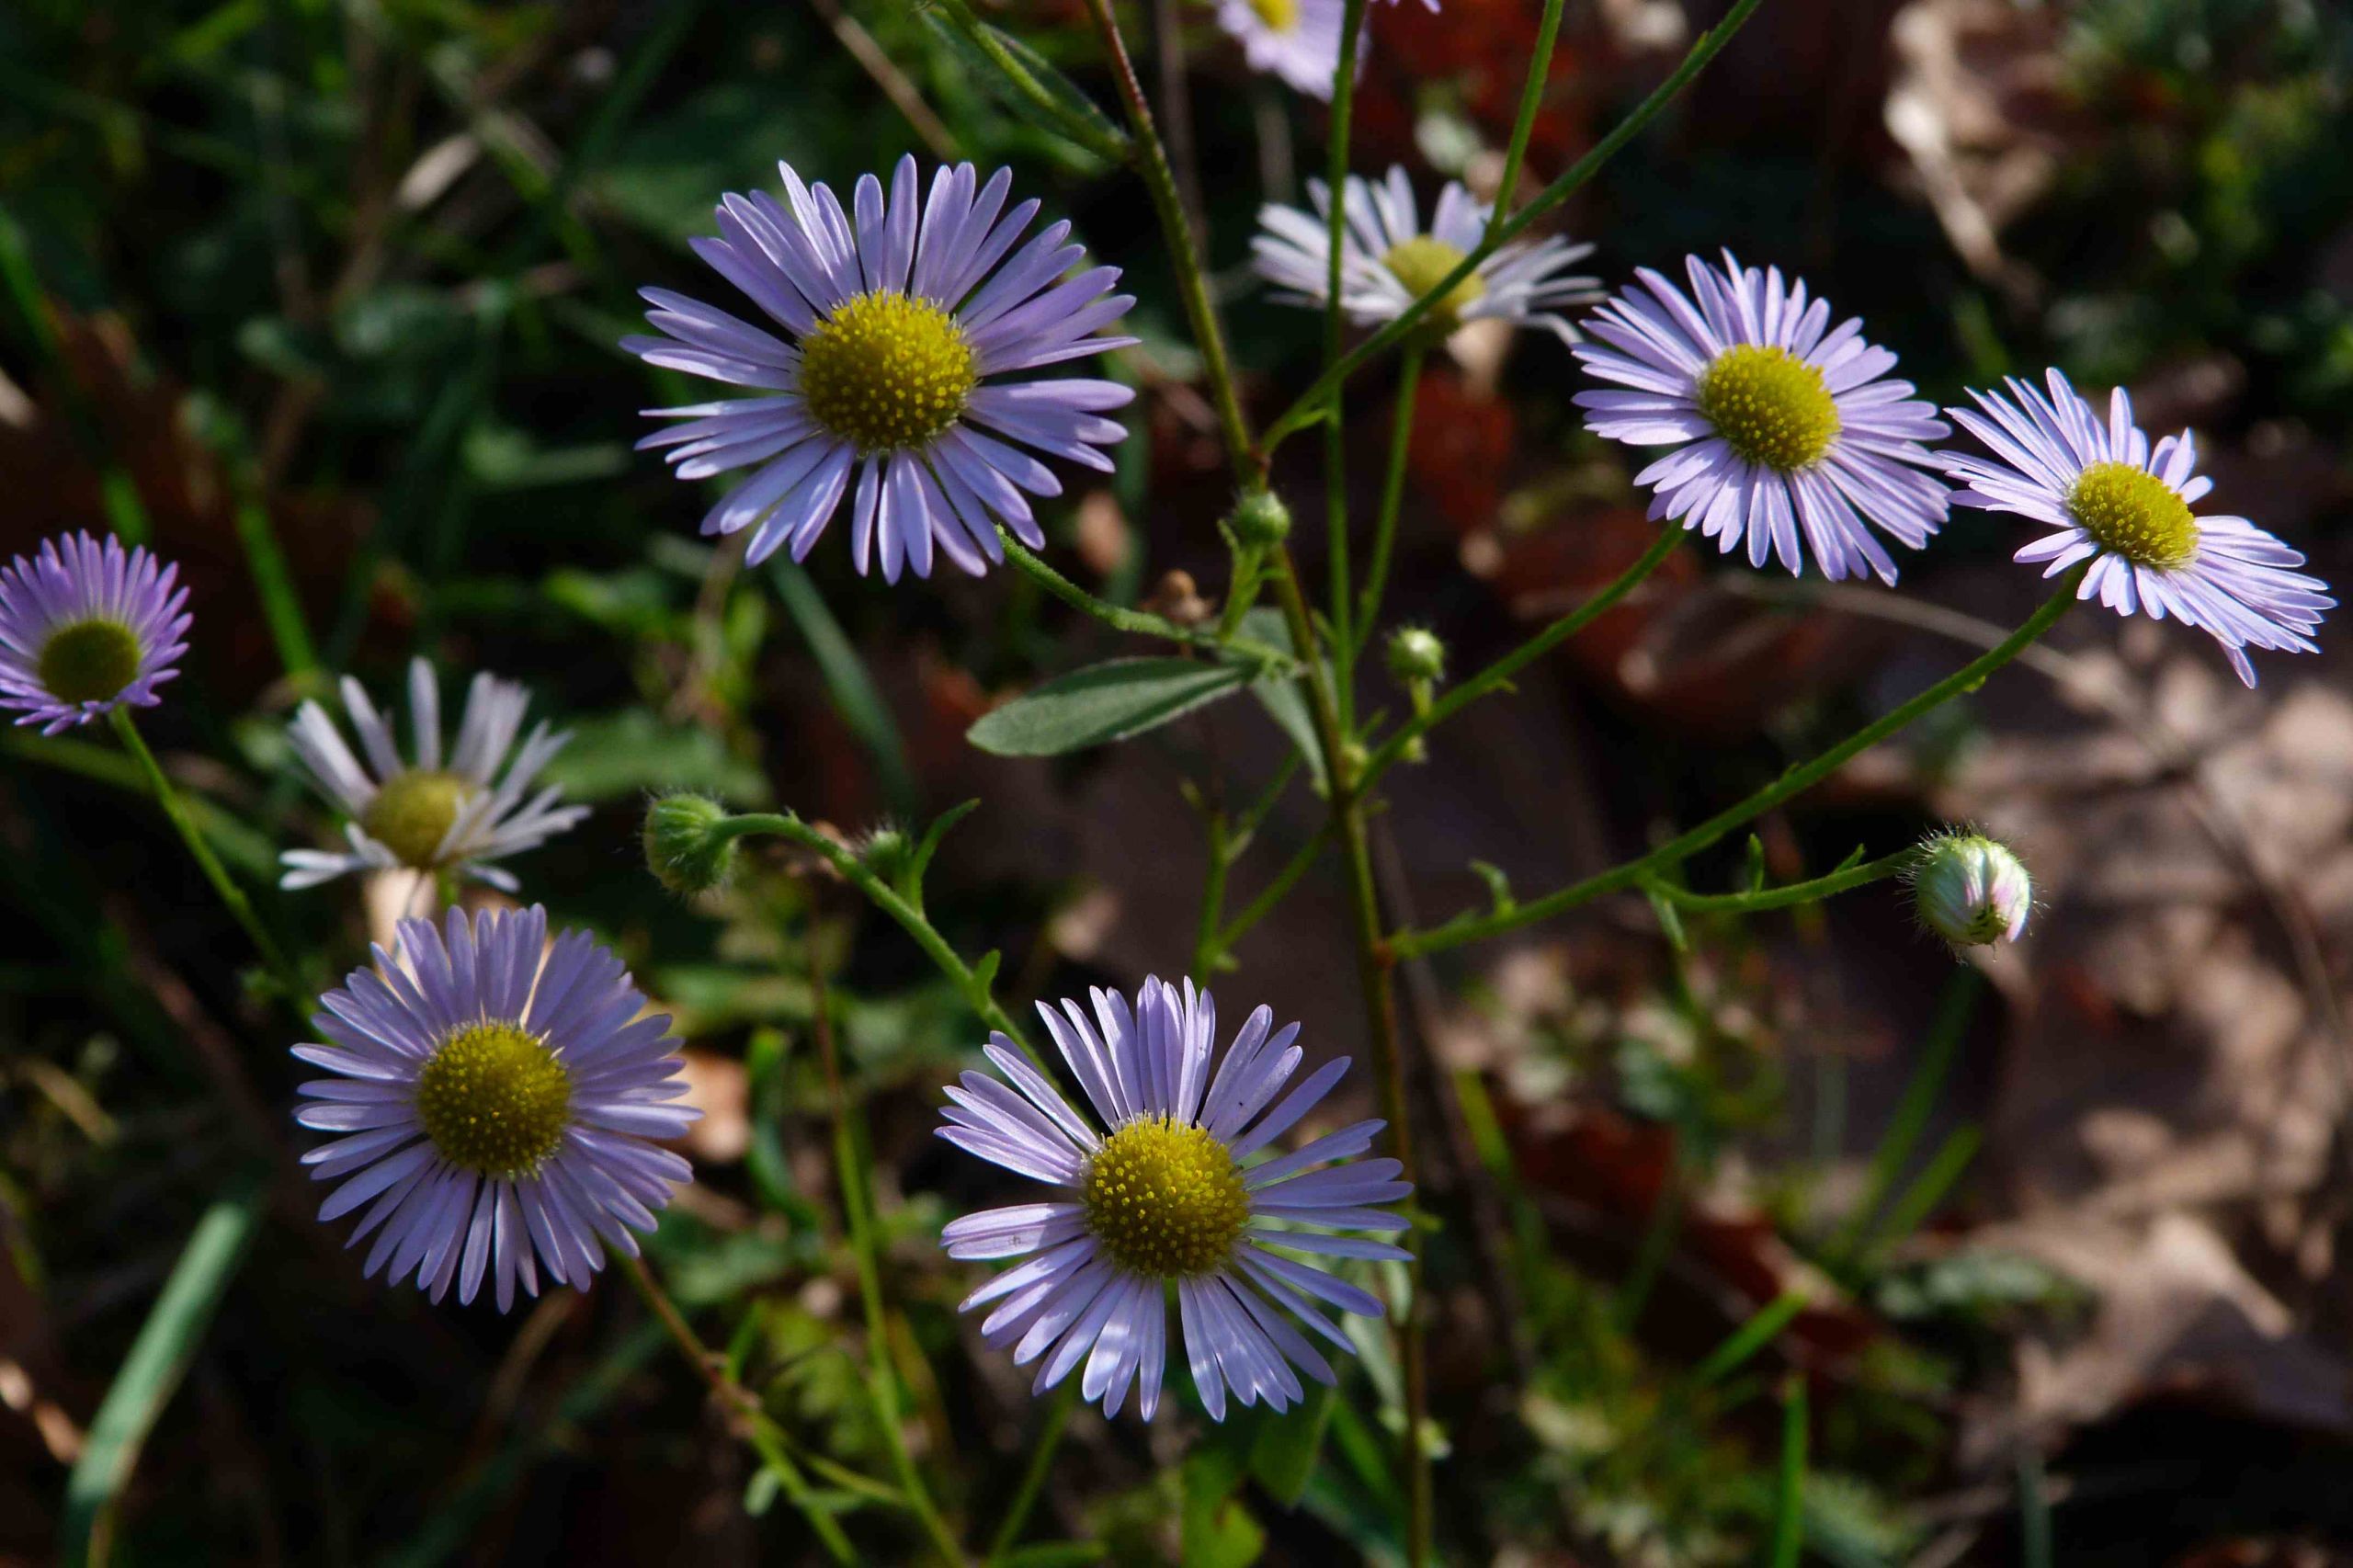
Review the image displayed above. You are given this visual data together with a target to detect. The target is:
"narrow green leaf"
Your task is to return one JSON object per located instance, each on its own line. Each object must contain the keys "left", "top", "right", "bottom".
{"left": 920, "top": 0, "right": 1130, "bottom": 164}
{"left": 906, "top": 799, "right": 981, "bottom": 898}
{"left": 61, "top": 1187, "right": 262, "bottom": 1565}
{"left": 1691, "top": 1289, "right": 1807, "bottom": 1387}
{"left": 968, "top": 657, "right": 1251, "bottom": 756}
{"left": 771, "top": 561, "right": 919, "bottom": 815}
{"left": 1771, "top": 1374, "right": 1809, "bottom": 1568}
{"left": 1248, "top": 1381, "right": 1336, "bottom": 1505}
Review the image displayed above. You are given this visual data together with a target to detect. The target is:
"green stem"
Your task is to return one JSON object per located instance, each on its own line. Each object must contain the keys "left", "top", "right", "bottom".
{"left": 1266, "top": 557, "right": 1432, "bottom": 1567}
{"left": 1191, "top": 812, "right": 1233, "bottom": 980}
{"left": 1826, "top": 966, "right": 1978, "bottom": 1261}
{"left": 110, "top": 710, "right": 305, "bottom": 1004}
{"left": 997, "top": 529, "right": 1290, "bottom": 671}
{"left": 1320, "top": 0, "right": 1371, "bottom": 723}
{"left": 810, "top": 951, "right": 967, "bottom": 1567}
{"left": 1259, "top": 0, "right": 1768, "bottom": 452}
{"left": 1206, "top": 822, "right": 1335, "bottom": 969}
{"left": 984, "top": 1380, "right": 1080, "bottom": 1564}
{"left": 1647, "top": 846, "right": 1922, "bottom": 915}
{"left": 1770, "top": 1373, "right": 1808, "bottom": 1568}
{"left": 1486, "top": 0, "right": 1569, "bottom": 239}
{"left": 710, "top": 812, "right": 1040, "bottom": 1067}
{"left": 1389, "top": 573, "right": 2081, "bottom": 959}
{"left": 620, "top": 1253, "right": 858, "bottom": 1566}
{"left": 1350, "top": 344, "right": 1425, "bottom": 658}
{"left": 1080, "top": 0, "right": 1256, "bottom": 481}
{"left": 1362, "top": 525, "right": 1681, "bottom": 789}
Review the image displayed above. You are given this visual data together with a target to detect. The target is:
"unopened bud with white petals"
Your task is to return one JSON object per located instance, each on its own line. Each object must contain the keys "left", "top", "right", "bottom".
{"left": 1909, "top": 832, "right": 2031, "bottom": 949}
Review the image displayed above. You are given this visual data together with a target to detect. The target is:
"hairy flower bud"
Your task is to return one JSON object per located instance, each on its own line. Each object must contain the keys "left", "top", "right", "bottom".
{"left": 1385, "top": 626, "right": 1448, "bottom": 685}
{"left": 642, "top": 793, "right": 737, "bottom": 896}
{"left": 1909, "top": 833, "right": 2031, "bottom": 949}
{"left": 1229, "top": 489, "right": 1291, "bottom": 549}
{"left": 860, "top": 825, "right": 914, "bottom": 885}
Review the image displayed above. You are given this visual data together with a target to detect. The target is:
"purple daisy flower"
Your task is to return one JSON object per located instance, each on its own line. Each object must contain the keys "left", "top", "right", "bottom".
{"left": 1252, "top": 165, "right": 1600, "bottom": 345}
{"left": 1574, "top": 251, "right": 1952, "bottom": 583}
{"left": 938, "top": 976, "right": 1412, "bottom": 1421}
{"left": 626, "top": 155, "right": 1138, "bottom": 582}
{"left": 294, "top": 905, "right": 699, "bottom": 1310}
{"left": 0, "top": 531, "right": 191, "bottom": 734}
{"left": 1940, "top": 369, "right": 2333, "bottom": 687}
{"left": 280, "top": 657, "right": 589, "bottom": 892}
{"left": 1212, "top": 0, "right": 1354, "bottom": 99}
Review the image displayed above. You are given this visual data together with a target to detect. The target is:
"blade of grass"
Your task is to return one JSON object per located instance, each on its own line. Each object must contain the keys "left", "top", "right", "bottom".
{"left": 1829, "top": 966, "right": 1980, "bottom": 1261}
{"left": 769, "top": 561, "right": 919, "bottom": 818}
{"left": 60, "top": 1186, "right": 263, "bottom": 1567}
{"left": 1769, "top": 1374, "right": 1807, "bottom": 1568}
{"left": 1690, "top": 1290, "right": 1809, "bottom": 1388}
{"left": 1859, "top": 1125, "right": 1983, "bottom": 1267}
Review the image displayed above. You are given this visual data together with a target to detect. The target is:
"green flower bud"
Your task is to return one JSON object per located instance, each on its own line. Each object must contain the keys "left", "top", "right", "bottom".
{"left": 1909, "top": 832, "right": 2031, "bottom": 949}
{"left": 642, "top": 793, "right": 737, "bottom": 896}
{"left": 1386, "top": 626, "right": 1448, "bottom": 685}
{"left": 1229, "top": 489, "right": 1291, "bottom": 549}
{"left": 861, "top": 825, "right": 914, "bottom": 885}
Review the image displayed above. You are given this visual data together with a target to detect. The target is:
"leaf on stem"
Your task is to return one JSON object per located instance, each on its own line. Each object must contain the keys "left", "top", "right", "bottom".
{"left": 920, "top": 0, "right": 1131, "bottom": 165}
{"left": 968, "top": 657, "right": 1252, "bottom": 756}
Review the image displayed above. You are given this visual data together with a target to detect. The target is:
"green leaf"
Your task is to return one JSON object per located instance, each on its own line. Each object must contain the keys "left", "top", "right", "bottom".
{"left": 536, "top": 709, "right": 771, "bottom": 804}
{"left": 61, "top": 1187, "right": 261, "bottom": 1566}
{"left": 920, "top": 0, "right": 1129, "bottom": 165}
{"left": 905, "top": 799, "right": 980, "bottom": 900}
{"left": 968, "top": 658, "right": 1251, "bottom": 756}
{"left": 1248, "top": 1381, "right": 1336, "bottom": 1505}
{"left": 1181, "top": 1448, "right": 1267, "bottom": 1568}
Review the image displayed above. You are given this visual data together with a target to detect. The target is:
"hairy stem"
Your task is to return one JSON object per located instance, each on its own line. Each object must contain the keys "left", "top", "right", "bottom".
{"left": 809, "top": 945, "right": 967, "bottom": 1567}
{"left": 620, "top": 1252, "right": 859, "bottom": 1565}
{"left": 1322, "top": 0, "right": 1371, "bottom": 722}
{"left": 1648, "top": 845, "right": 1922, "bottom": 914}
{"left": 1486, "top": 0, "right": 1569, "bottom": 239}
{"left": 997, "top": 528, "right": 1290, "bottom": 671}
{"left": 1390, "top": 572, "right": 2082, "bottom": 959}
{"left": 1351, "top": 343, "right": 1426, "bottom": 656}
{"left": 1260, "top": 0, "right": 1768, "bottom": 452}
{"left": 1080, "top": 0, "right": 1256, "bottom": 480}
{"left": 1362, "top": 526, "right": 1681, "bottom": 789}
{"left": 111, "top": 710, "right": 306, "bottom": 1005}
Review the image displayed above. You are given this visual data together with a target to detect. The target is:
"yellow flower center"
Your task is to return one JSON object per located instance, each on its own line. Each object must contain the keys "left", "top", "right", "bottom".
{"left": 1080, "top": 1115, "right": 1250, "bottom": 1278}
{"left": 798, "top": 290, "right": 977, "bottom": 454}
{"left": 37, "top": 619, "right": 142, "bottom": 705}
{"left": 1247, "top": 0, "right": 1300, "bottom": 30}
{"left": 1381, "top": 236, "right": 1485, "bottom": 332}
{"left": 364, "top": 769, "right": 473, "bottom": 869}
{"left": 2066, "top": 460, "right": 2198, "bottom": 570}
{"left": 415, "top": 1021, "right": 573, "bottom": 1177}
{"left": 1694, "top": 344, "right": 1842, "bottom": 472}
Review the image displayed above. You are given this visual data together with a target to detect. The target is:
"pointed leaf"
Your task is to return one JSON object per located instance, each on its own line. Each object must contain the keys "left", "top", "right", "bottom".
{"left": 969, "top": 658, "right": 1251, "bottom": 756}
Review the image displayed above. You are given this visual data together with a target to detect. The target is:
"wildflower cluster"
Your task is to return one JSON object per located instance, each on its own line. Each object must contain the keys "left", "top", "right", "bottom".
{"left": 17, "top": 0, "right": 2339, "bottom": 1562}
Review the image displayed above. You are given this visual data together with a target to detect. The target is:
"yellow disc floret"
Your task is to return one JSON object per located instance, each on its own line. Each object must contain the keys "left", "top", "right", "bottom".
{"left": 415, "top": 1021, "right": 573, "bottom": 1177}
{"left": 365, "top": 769, "right": 473, "bottom": 869}
{"left": 1081, "top": 1115, "right": 1250, "bottom": 1278}
{"left": 2066, "top": 460, "right": 2198, "bottom": 571}
{"left": 798, "top": 290, "right": 977, "bottom": 454}
{"left": 1694, "top": 344, "right": 1842, "bottom": 472}
{"left": 38, "top": 619, "right": 142, "bottom": 705}
{"left": 1381, "top": 236, "right": 1485, "bottom": 332}
{"left": 1248, "top": 0, "right": 1301, "bottom": 32}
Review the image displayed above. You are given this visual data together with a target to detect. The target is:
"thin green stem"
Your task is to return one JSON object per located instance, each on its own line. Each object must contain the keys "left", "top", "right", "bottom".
{"left": 1260, "top": 0, "right": 1768, "bottom": 452}
{"left": 810, "top": 951, "right": 967, "bottom": 1568}
{"left": 997, "top": 529, "right": 1290, "bottom": 670}
{"left": 231, "top": 480, "right": 318, "bottom": 676}
{"left": 1320, "top": 0, "right": 1372, "bottom": 723}
{"left": 1351, "top": 344, "right": 1425, "bottom": 657}
{"left": 1206, "top": 822, "right": 1335, "bottom": 969}
{"left": 709, "top": 812, "right": 1040, "bottom": 1067}
{"left": 1080, "top": 0, "right": 1255, "bottom": 480}
{"left": 984, "top": 1380, "right": 1079, "bottom": 1564}
{"left": 110, "top": 710, "right": 304, "bottom": 1003}
{"left": 1363, "top": 525, "right": 1681, "bottom": 789}
{"left": 1770, "top": 1373, "right": 1808, "bottom": 1568}
{"left": 1828, "top": 966, "right": 1978, "bottom": 1261}
{"left": 1647, "top": 846, "right": 1922, "bottom": 915}
{"left": 1266, "top": 555, "right": 1431, "bottom": 1566}
{"left": 620, "top": 1253, "right": 858, "bottom": 1565}
{"left": 1191, "top": 812, "right": 1233, "bottom": 980}
{"left": 1689, "top": 1288, "right": 1809, "bottom": 1388}
{"left": 1390, "top": 573, "right": 2082, "bottom": 959}
{"left": 1486, "top": 0, "right": 1569, "bottom": 240}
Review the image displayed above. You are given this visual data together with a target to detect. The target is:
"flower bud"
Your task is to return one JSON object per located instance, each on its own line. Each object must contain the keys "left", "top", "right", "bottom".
{"left": 1386, "top": 626, "right": 1448, "bottom": 685}
{"left": 1229, "top": 489, "right": 1291, "bottom": 549}
{"left": 860, "top": 825, "right": 913, "bottom": 885}
{"left": 642, "top": 793, "right": 737, "bottom": 896}
{"left": 1909, "top": 833, "right": 2031, "bottom": 949}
